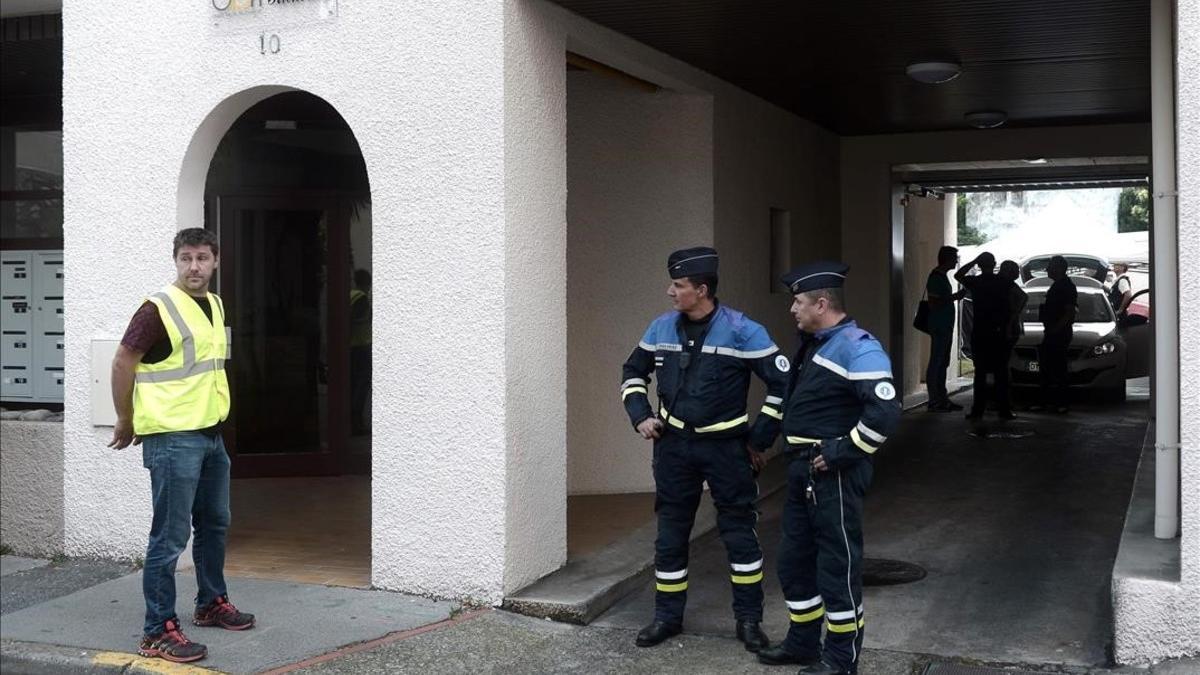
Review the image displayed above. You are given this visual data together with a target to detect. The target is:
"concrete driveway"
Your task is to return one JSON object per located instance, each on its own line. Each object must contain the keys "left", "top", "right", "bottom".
{"left": 596, "top": 391, "right": 1150, "bottom": 668}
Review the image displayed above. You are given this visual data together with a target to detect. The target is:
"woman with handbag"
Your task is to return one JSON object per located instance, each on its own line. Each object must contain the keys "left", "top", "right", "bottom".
{"left": 923, "top": 246, "right": 965, "bottom": 411}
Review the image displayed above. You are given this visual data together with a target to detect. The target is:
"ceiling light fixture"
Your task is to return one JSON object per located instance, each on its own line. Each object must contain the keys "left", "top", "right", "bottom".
{"left": 964, "top": 110, "right": 1008, "bottom": 129}
{"left": 905, "top": 61, "right": 962, "bottom": 84}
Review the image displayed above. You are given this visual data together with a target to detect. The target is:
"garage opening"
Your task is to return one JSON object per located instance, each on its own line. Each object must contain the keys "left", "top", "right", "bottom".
{"left": 866, "top": 164, "right": 1155, "bottom": 664}
{"left": 202, "top": 91, "right": 372, "bottom": 588}
{"left": 895, "top": 165, "right": 1153, "bottom": 407}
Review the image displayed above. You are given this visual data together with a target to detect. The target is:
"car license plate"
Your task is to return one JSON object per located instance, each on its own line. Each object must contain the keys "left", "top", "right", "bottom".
{"left": 1027, "top": 361, "right": 1040, "bottom": 372}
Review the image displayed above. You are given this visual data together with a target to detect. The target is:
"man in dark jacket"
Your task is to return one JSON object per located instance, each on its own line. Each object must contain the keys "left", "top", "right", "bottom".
{"left": 955, "top": 252, "right": 1015, "bottom": 420}
{"left": 1038, "top": 255, "right": 1077, "bottom": 412}
{"left": 756, "top": 261, "right": 901, "bottom": 675}
{"left": 621, "top": 247, "right": 789, "bottom": 652}
{"left": 924, "top": 246, "right": 965, "bottom": 411}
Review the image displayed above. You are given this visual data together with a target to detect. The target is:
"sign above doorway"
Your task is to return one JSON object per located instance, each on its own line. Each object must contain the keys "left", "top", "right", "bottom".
{"left": 210, "top": 0, "right": 337, "bottom": 22}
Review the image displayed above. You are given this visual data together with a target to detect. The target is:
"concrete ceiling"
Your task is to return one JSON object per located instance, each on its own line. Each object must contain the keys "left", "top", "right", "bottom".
{"left": 550, "top": 0, "right": 1152, "bottom": 135}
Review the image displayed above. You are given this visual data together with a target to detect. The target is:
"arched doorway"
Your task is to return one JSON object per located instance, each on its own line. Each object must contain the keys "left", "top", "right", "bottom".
{"left": 202, "top": 91, "right": 372, "bottom": 587}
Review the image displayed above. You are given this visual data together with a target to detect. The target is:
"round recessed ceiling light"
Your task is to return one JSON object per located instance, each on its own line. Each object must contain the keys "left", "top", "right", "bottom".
{"left": 964, "top": 110, "right": 1008, "bottom": 128}
{"left": 905, "top": 61, "right": 962, "bottom": 84}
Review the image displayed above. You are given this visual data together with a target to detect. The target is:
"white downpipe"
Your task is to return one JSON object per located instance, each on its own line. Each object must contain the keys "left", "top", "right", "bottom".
{"left": 1151, "top": 0, "right": 1180, "bottom": 540}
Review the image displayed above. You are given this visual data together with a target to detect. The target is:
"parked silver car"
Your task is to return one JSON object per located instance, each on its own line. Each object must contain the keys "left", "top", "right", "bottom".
{"left": 1007, "top": 276, "right": 1150, "bottom": 401}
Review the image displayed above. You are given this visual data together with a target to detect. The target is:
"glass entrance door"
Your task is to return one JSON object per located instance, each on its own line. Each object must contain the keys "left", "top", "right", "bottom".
{"left": 214, "top": 194, "right": 354, "bottom": 477}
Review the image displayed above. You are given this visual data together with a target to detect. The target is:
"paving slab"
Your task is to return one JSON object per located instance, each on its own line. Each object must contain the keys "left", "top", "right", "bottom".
{"left": 2, "top": 558, "right": 136, "bottom": 616}
{"left": 1, "top": 556, "right": 49, "bottom": 577}
{"left": 0, "top": 572, "right": 455, "bottom": 674}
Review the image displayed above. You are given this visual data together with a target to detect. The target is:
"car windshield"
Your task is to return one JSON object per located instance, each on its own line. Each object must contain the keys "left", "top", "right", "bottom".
{"left": 1022, "top": 291, "right": 1114, "bottom": 323}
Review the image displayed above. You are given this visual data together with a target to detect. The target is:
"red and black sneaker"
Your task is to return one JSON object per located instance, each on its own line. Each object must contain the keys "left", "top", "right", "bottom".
{"left": 193, "top": 594, "right": 255, "bottom": 631}
{"left": 138, "top": 618, "right": 208, "bottom": 663}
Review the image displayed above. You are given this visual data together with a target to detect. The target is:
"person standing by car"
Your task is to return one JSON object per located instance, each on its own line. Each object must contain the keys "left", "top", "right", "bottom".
{"left": 955, "top": 252, "right": 1014, "bottom": 420}
{"left": 1108, "top": 261, "right": 1134, "bottom": 318}
{"left": 1037, "top": 255, "right": 1077, "bottom": 413}
{"left": 998, "top": 261, "right": 1028, "bottom": 414}
{"left": 924, "top": 246, "right": 965, "bottom": 412}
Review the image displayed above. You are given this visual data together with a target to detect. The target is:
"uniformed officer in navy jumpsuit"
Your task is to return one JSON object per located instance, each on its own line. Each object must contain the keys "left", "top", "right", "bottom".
{"left": 621, "top": 247, "right": 790, "bottom": 651}
{"left": 755, "top": 262, "right": 901, "bottom": 675}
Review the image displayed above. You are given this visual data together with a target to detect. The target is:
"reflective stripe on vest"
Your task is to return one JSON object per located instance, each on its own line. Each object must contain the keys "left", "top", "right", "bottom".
{"left": 659, "top": 405, "right": 749, "bottom": 434}
{"left": 350, "top": 289, "right": 371, "bottom": 348}
{"left": 134, "top": 291, "right": 227, "bottom": 383}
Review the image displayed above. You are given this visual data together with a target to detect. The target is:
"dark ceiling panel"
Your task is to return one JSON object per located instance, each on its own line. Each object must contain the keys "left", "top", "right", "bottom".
{"left": 551, "top": 0, "right": 1150, "bottom": 134}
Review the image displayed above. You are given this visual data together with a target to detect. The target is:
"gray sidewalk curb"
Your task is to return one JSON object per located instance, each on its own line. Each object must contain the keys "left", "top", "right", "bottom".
{"left": 1, "top": 639, "right": 224, "bottom": 674}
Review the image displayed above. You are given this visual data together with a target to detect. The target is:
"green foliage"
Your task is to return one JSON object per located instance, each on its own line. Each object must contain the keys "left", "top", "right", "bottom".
{"left": 0, "top": 543, "right": 12, "bottom": 556}
{"left": 1118, "top": 186, "right": 1150, "bottom": 232}
{"left": 956, "top": 194, "right": 989, "bottom": 245}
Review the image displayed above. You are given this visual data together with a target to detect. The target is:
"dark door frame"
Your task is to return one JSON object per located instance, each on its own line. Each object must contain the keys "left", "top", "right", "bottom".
{"left": 209, "top": 192, "right": 361, "bottom": 478}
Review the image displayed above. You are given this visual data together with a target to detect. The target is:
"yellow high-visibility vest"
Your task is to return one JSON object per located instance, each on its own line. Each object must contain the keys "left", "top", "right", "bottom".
{"left": 132, "top": 284, "right": 231, "bottom": 436}
{"left": 350, "top": 288, "right": 371, "bottom": 348}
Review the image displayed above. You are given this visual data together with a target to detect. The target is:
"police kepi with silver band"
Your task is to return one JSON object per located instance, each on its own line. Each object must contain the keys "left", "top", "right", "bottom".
{"left": 620, "top": 246, "right": 790, "bottom": 652}
{"left": 756, "top": 261, "right": 901, "bottom": 675}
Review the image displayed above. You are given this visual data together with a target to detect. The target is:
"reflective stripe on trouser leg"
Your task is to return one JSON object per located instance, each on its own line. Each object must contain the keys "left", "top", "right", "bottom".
{"left": 703, "top": 436, "right": 765, "bottom": 621}
{"left": 778, "top": 456, "right": 822, "bottom": 656}
{"left": 815, "top": 464, "right": 870, "bottom": 672}
{"left": 652, "top": 432, "right": 705, "bottom": 625}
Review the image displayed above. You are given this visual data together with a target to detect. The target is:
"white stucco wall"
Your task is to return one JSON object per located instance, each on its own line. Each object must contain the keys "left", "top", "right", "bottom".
{"left": 1177, "top": 0, "right": 1200, "bottom": 654}
{"left": 535, "top": 1, "right": 840, "bottom": 497}
{"left": 502, "top": 0, "right": 568, "bottom": 593}
{"left": 0, "top": 421, "right": 64, "bottom": 556}
{"left": 58, "top": 0, "right": 840, "bottom": 605}
{"left": 565, "top": 72, "right": 714, "bottom": 495}
{"left": 1114, "top": 0, "right": 1200, "bottom": 663}
{"left": 710, "top": 96, "right": 842, "bottom": 350}
{"left": 62, "top": 1, "right": 522, "bottom": 603}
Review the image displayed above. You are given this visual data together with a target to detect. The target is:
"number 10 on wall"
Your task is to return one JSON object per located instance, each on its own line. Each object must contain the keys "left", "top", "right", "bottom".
{"left": 260, "top": 32, "right": 281, "bottom": 54}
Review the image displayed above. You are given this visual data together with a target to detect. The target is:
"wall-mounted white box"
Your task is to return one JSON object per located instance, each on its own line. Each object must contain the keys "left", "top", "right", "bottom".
{"left": 89, "top": 339, "right": 119, "bottom": 427}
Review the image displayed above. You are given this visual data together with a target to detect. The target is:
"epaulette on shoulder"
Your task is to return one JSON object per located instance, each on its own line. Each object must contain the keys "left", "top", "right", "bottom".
{"left": 840, "top": 326, "right": 871, "bottom": 342}
{"left": 721, "top": 307, "right": 750, "bottom": 338}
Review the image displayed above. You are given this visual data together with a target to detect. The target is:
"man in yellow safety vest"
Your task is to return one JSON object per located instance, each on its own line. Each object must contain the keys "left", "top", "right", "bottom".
{"left": 350, "top": 268, "right": 372, "bottom": 435}
{"left": 109, "top": 228, "right": 254, "bottom": 664}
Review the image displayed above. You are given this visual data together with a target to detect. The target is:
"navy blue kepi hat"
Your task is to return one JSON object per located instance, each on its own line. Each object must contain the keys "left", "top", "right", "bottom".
{"left": 781, "top": 261, "right": 849, "bottom": 294}
{"left": 667, "top": 247, "right": 719, "bottom": 279}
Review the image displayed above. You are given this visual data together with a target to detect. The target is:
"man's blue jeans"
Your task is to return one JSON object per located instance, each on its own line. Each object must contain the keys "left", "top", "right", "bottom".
{"left": 141, "top": 431, "right": 231, "bottom": 635}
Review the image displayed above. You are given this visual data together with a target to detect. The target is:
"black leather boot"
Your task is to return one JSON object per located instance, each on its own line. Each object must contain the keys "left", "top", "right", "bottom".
{"left": 800, "top": 661, "right": 851, "bottom": 675}
{"left": 756, "top": 644, "right": 820, "bottom": 666}
{"left": 735, "top": 620, "right": 769, "bottom": 652}
{"left": 635, "top": 621, "right": 682, "bottom": 647}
